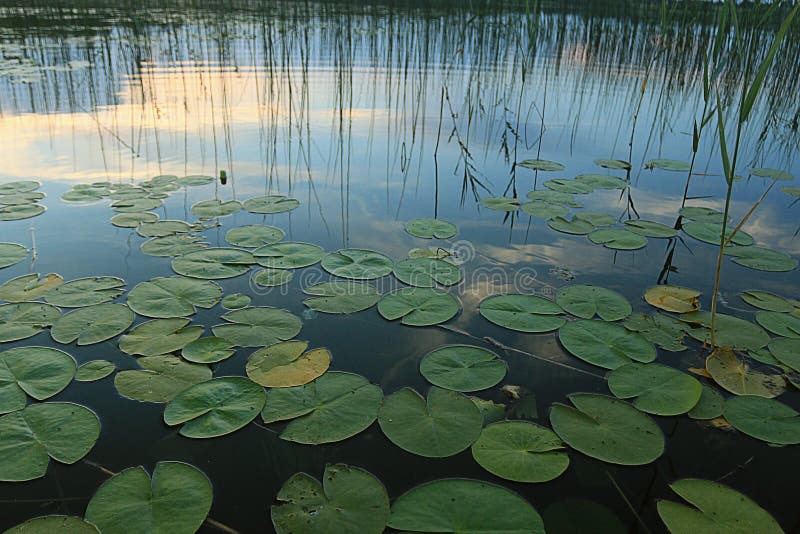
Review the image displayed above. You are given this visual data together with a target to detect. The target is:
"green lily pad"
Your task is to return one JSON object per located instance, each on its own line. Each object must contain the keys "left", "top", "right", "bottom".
{"left": 624, "top": 220, "right": 678, "bottom": 238}
{"left": 705, "top": 347, "right": 785, "bottom": 398}
{"left": 211, "top": 306, "right": 302, "bottom": 347}
{"left": 0, "top": 402, "right": 100, "bottom": 481}
{"left": 62, "top": 189, "right": 105, "bottom": 203}
{"left": 322, "top": 249, "right": 394, "bottom": 279}
{"left": 420, "top": 345, "right": 506, "bottom": 392}
{"left": 594, "top": 158, "right": 631, "bottom": 170}
{"left": 681, "top": 311, "right": 770, "bottom": 350}
{"left": 393, "top": 258, "right": 462, "bottom": 287}
{"left": 520, "top": 159, "right": 565, "bottom": 171}
{"left": 164, "top": 376, "right": 265, "bottom": 438}
{"left": 111, "top": 197, "right": 161, "bottom": 213}
{"left": 0, "top": 203, "right": 45, "bottom": 221}
{"left": 682, "top": 221, "right": 753, "bottom": 246}
{"left": 127, "top": 276, "right": 221, "bottom": 318}
{"left": 0, "top": 192, "right": 44, "bottom": 205}
{"left": 555, "top": 285, "right": 631, "bottom": 321}
{"left": 0, "top": 302, "right": 60, "bottom": 342}
{"left": 657, "top": 478, "right": 782, "bottom": 534}
{"left": 0, "top": 273, "right": 63, "bottom": 302}
{"left": 141, "top": 235, "right": 208, "bottom": 257}
{"left": 0, "top": 243, "right": 28, "bottom": 269}
{"left": 558, "top": 319, "right": 656, "bottom": 369}
{"left": 755, "top": 310, "right": 800, "bottom": 338}
{"left": 181, "top": 337, "right": 236, "bottom": 364}
{"left": 644, "top": 286, "right": 700, "bottom": 313}
{"left": 547, "top": 216, "right": 595, "bottom": 235}
{"left": 645, "top": 159, "right": 690, "bottom": 171}
{"left": 171, "top": 248, "right": 254, "bottom": 279}
{"left": 135, "top": 220, "right": 191, "bottom": 238}
{"left": 388, "top": 479, "right": 544, "bottom": 533}
{"left": 575, "top": 174, "right": 628, "bottom": 190}
{"left": 521, "top": 201, "right": 569, "bottom": 218}
{"left": 550, "top": 393, "right": 664, "bottom": 465}
{"left": 781, "top": 186, "right": 800, "bottom": 198}
{"left": 588, "top": 228, "right": 648, "bottom": 250}
{"left": 0, "top": 346, "right": 76, "bottom": 413}
{"left": 479, "top": 294, "right": 564, "bottom": 333}
{"left": 119, "top": 318, "right": 203, "bottom": 357}
{"left": 624, "top": 313, "right": 689, "bottom": 352}
{"left": 272, "top": 464, "right": 389, "bottom": 534}
{"left": 608, "top": 363, "right": 702, "bottom": 415}
{"left": 574, "top": 212, "right": 615, "bottom": 226}
{"left": 480, "top": 197, "right": 521, "bottom": 211}
{"left": 405, "top": 218, "right": 457, "bottom": 239}
{"left": 111, "top": 211, "right": 160, "bottom": 228}
{"left": 687, "top": 385, "right": 725, "bottom": 420}
{"left": 472, "top": 420, "right": 569, "bottom": 483}
{"left": 253, "top": 242, "right": 324, "bottom": 269}
{"left": 471, "top": 397, "right": 507, "bottom": 424}
{"left": 243, "top": 195, "right": 300, "bottom": 214}
{"left": 526, "top": 190, "right": 581, "bottom": 207}
{"left": 221, "top": 293, "right": 251, "bottom": 309}
{"left": 190, "top": 199, "right": 242, "bottom": 217}
{"left": 544, "top": 179, "right": 593, "bottom": 194}
{"left": 726, "top": 245, "right": 798, "bottom": 272}
{"left": 768, "top": 338, "right": 800, "bottom": 371}
{"left": 378, "top": 288, "right": 459, "bottom": 326}
{"left": 750, "top": 168, "right": 794, "bottom": 181}
{"left": 44, "top": 276, "right": 125, "bottom": 307}
{"left": 302, "top": 281, "right": 380, "bottom": 314}
{"left": 246, "top": 341, "right": 330, "bottom": 387}
{"left": 379, "top": 387, "right": 482, "bottom": 457}
{"left": 253, "top": 268, "right": 293, "bottom": 287}
{"left": 0, "top": 181, "right": 39, "bottom": 194}
{"left": 114, "top": 354, "right": 211, "bottom": 403}
{"left": 226, "top": 225, "right": 285, "bottom": 247}
{"left": 51, "top": 303, "right": 134, "bottom": 345}
{"left": 261, "top": 371, "right": 382, "bottom": 444}
{"left": 75, "top": 360, "right": 115, "bottom": 382}
{"left": 679, "top": 207, "right": 727, "bottom": 223}
{"left": 724, "top": 395, "right": 800, "bottom": 445}
{"left": 177, "top": 174, "right": 214, "bottom": 186}
{"left": 740, "top": 290, "right": 793, "bottom": 312}
{"left": 85, "top": 462, "right": 213, "bottom": 534}
{"left": 4, "top": 516, "right": 99, "bottom": 533}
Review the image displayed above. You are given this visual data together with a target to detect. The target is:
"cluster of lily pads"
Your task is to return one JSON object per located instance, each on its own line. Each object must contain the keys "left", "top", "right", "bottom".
{"left": 1, "top": 168, "right": 799, "bottom": 533}
{"left": 0, "top": 180, "right": 46, "bottom": 221}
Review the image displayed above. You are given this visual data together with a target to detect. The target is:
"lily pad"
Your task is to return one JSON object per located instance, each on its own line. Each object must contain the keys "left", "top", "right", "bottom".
{"left": 393, "top": 258, "right": 462, "bottom": 287}
{"left": 594, "top": 158, "right": 631, "bottom": 170}
{"left": 43, "top": 277, "right": 125, "bottom": 308}
{"left": 4, "top": 516, "right": 99, "bottom": 533}
{"left": 624, "top": 220, "right": 678, "bottom": 238}
{"left": 110, "top": 211, "right": 158, "bottom": 228}
{"left": 547, "top": 216, "right": 595, "bottom": 235}
{"left": 85, "top": 462, "right": 213, "bottom": 534}
{"left": 726, "top": 245, "right": 798, "bottom": 272}
{"left": 479, "top": 294, "right": 564, "bottom": 333}
{"left": 119, "top": 318, "right": 203, "bottom": 357}
{"left": 111, "top": 197, "right": 161, "bottom": 213}
{"left": 522, "top": 201, "right": 569, "bottom": 218}
{"left": 755, "top": 310, "right": 800, "bottom": 338}
{"left": 575, "top": 174, "right": 628, "bottom": 190}
{"left": 687, "top": 385, "right": 725, "bottom": 420}
{"left": 302, "top": 281, "right": 380, "bottom": 314}
{"left": 781, "top": 186, "right": 800, "bottom": 198}
{"left": 379, "top": 387, "right": 482, "bottom": 457}
{"left": 644, "top": 285, "right": 700, "bottom": 313}
{"left": 544, "top": 179, "right": 593, "bottom": 194}
{"left": 520, "top": 159, "right": 565, "bottom": 171}
{"left": 558, "top": 319, "right": 656, "bottom": 369}
{"left": 0, "top": 402, "right": 100, "bottom": 481}
{"left": 645, "top": 159, "right": 690, "bottom": 171}
{"left": 0, "top": 181, "right": 40, "bottom": 194}
{"left": 588, "top": 228, "right": 647, "bottom": 250}
{"left": 181, "top": 337, "right": 236, "bottom": 364}
{"left": 246, "top": 341, "right": 330, "bottom": 387}
{"left": 768, "top": 338, "right": 800, "bottom": 371}
{"left": 657, "top": 478, "right": 782, "bottom": 534}
{"left": 211, "top": 306, "right": 302, "bottom": 347}
{"left": 682, "top": 221, "right": 753, "bottom": 246}
{"left": 0, "top": 302, "right": 60, "bottom": 342}
{"left": 420, "top": 345, "right": 507, "bottom": 392}
{"left": 550, "top": 393, "right": 664, "bottom": 465}
{"left": 405, "top": 218, "right": 457, "bottom": 239}
{"left": 127, "top": 276, "right": 221, "bottom": 318}
{"left": 526, "top": 190, "right": 581, "bottom": 207}
{"left": 177, "top": 175, "right": 214, "bottom": 186}
{"left": 750, "top": 167, "right": 794, "bottom": 181}
{"left": 574, "top": 212, "right": 615, "bottom": 226}
{"left": 555, "top": 285, "right": 631, "bottom": 321}
{"left": 0, "top": 273, "right": 62, "bottom": 302}
{"left": 472, "top": 420, "right": 569, "bottom": 483}
{"left": 253, "top": 268, "right": 293, "bottom": 287}
{"left": 679, "top": 206, "right": 727, "bottom": 223}
{"left": 135, "top": 220, "right": 191, "bottom": 238}
{"left": 163, "top": 376, "right": 265, "bottom": 438}
{"left": 378, "top": 288, "right": 459, "bottom": 326}
{"left": 480, "top": 197, "right": 521, "bottom": 211}
{"left": 724, "top": 395, "right": 800, "bottom": 444}
{"left": 114, "top": 354, "right": 211, "bottom": 403}
{"left": 261, "top": 371, "right": 382, "bottom": 444}
{"left": 706, "top": 346, "right": 785, "bottom": 398}
{"left": 75, "top": 360, "right": 116, "bottom": 382}
{"left": 253, "top": 242, "right": 324, "bottom": 269}
{"left": 243, "top": 195, "right": 300, "bottom": 214}
{"left": 681, "top": 311, "right": 770, "bottom": 350}
{"left": 271, "top": 464, "right": 389, "bottom": 534}
{"left": 0, "top": 346, "right": 76, "bottom": 413}
{"left": 141, "top": 235, "right": 208, "bottom": 257}
{"left": 740, "top": 290, "right": 793, "bottom": 312}
{"left": 0, "top": 243, "right": 28, "bottom": 269}
{"left": 322, "top": 249, "right": 394, "bottom": 279}
{"left": 608, "top": 363, "right": 702, "bottom": 415}
{"left": 221, "top": 293, "right": 251, "bottom": 309}
{"left": 190, "top": 199, "right": 242, "bottom": 217}
{"left": 624, "top": 312, "right": 690, "bottom": 352}
{"left": 388, "top": 478, "right": 544, "bottom": 533}
{"left": 171, "top": 248, "right": 254, "bottom": 279}
{"left": 51, "top": 303, "right": 134, "bottom": 345}
{"left": 0, "top": 203, "right": 45, "bottom": 221}
{"left": 226, "top": 225, "right": 285, "bottom": 247}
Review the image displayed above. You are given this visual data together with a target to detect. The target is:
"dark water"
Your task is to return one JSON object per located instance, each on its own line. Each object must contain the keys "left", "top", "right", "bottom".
{"left": 1, "top": 1, "right": 799, "bottom": 532}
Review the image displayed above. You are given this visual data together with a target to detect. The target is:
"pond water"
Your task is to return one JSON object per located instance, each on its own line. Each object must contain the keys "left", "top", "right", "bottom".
{"left": 1, "top": 1, "right": 799, "bottom": 532}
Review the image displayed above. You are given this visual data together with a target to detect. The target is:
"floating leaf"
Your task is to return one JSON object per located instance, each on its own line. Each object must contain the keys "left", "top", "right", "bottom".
{"left": 755, "top": 310, "right": 800, "bottom": 338}
{"left": 0, "top": 346, "right": 75, "bottom": 413}
{"left": 574, "top": 174, "right": 628, "bottom": 190}
{"left": 141, "top": 235, "right": 208, "bottom": 257}
{"left": 740, "top": 290, "right": 793, "bottom": 312}
{"left": 171, "top": 248, "right": 254, "bottom": 279}
{"left": 212, "top": 306, "right": 302, "bottom": 347}
{"left": 85, "top": 462, "right": 213, "bottom": 534}
{"left": 768, "top": 338, "right": 800, "bottom": 372}
{"left": 388, "top": 479, "right": 544, "bottom": 533}
{"left": 261, "top": 371, "right": 382, "bottom": 444}
{"left": 51, "top": 303, "right": 134, "bottom": 345}
{"left": 588, "top": 228, "right": 647, "bottom": 250}
{"left": 272, "top": 464, "right": 389, "bottom": 534}
{"left": 479, "top": 294, "right": 564, "bottom": 333}
{"left": 623, "top": 312, "right": 690, "bottom": 352}
{"left": 644, "top": 286, "right": 700, "bottom": 313}
{"left": 0, "top": 302, "right": 60, "bottom": 342}
{"left": 420, "top": 345, "right": 506, "bottom": 392}
{"left": 0, "top": 192, "right": 44, "bottom": 205}
{"left": 127, "top": 276, "right": 221, "bottom": 318}
{"left": 594, "top": 158, "right": 631, "bottom": 170}
{"left": 781, "top": 186, "right": 800, "bottom": 198}
{"left": 44, "top": 276, "right": 125, "bottom": 308}
{"left": 226, "top": 225, "right": 285, "bottom": 247}
{"left": 521, "top": 201, "right": 569, "bottom": 218}
{"left": 679, "top": 206, "right": 727, "bottom": 223}
{"left": 322, "top": 249, "right": 394, "bottom": 280}
{"left": 0, "top": 273, "right": 62, "bottom": 302}
{"left": 724, "top": 395, "right": 800, "bottom": 445}
{"left": 114, "top": 354, "right": 211, "bottom": 403}
{"left": 574, "top": 212, "right": 615, "bottom": 226}
{"left": 706, "top": 346, "right": 785, "bottom": 398}
{"left": 246, "top": 341, "right": 330, "bottom": 387}
{"left": 558, "top": 319, "right": 655, "bottom": 369}
{"left": 682, "top": 221, "right": 753, "bottom": 246}
{"left": 480, "top": 197, "right": 521, "bottom": 211}
{"left": 608, "top": 363, "right": 702, "bottom": 415}
{"left": 302, "top": 281, "right": 380, "bottom": 314}
{"left": 657, "top": 478, "right": 782, "bottom": 534}
{"left": 0, "top": 243, "right": 28, "bottom": 269}
{"left": 547, "top": 216, "right": 595, "bottom": 235}
{"left": 253, "top": 242, "right": 324, "bottom": 269}
{"left": 520, "top": 159, "right": 565, "bottom": 171}
{"left": 4, "top": 516, "right": 99, "bottom": 533}
{"left": 0, "top": 402, "right": 100, "bottom": 481}
{"left": 645, "top": 159, "right": 690, "bottom": 171}
{"left": 221, "top": 293, "right": 251, "bottom": 309}
{"left": 253, "top": 268, "right": 293, "bottom": 287}
{"left": 550, "top": 393, "right": 664, "bottom": 465}
{"left": 0, "top": 181, "right": 39, "bottom": 194}
{"left": 135, "top": 220, "right": 191, "bottom": 238}
{"left": 555, "top": 285, "right": 631, "bottom": 321}
{"left": 750, "top": 167, "right": 794, "bottom": 181}
{"left": 544, "top": 179, "right": 593, "bottom": 194}
{"left": 75, "top": 360, "right": 115, "bottom": 382}
{"left": 177, "top": 174, "right": 214, "bottom": 186}
{"left": 190, "top": 199, "right": 242, "bottom": 217}
{"left": 687, "top": 385, "right": 725, "bottom": 420}
{"left": 471, "top": 397, "right": 507, "bottom": 424}
{"left": 0, "top": 203, "right": 45, "bottom": 221}
{"left": 119, "top": 318, "right": 202, "bottom": 357}
{"left": 681, "top": 311, "right": 770, "bottom": 350}
{"left": 526, "top": 190, "right": 582, "bottom": 207}
{"left": 181, "top": 337, "right": 235, "bottom": 364}
{"left": 624, "top": 220, "right": 678, "bottom": 238}
{"left": 471, "top": 420, "right": 568, "bottom": 483}
{"left": 405, "top": 218, "right": 457, "bottom": 239}
{"left": 393, "top": 258, "right": 462, "bottom": 287}
{"left": 111, "top": 197, "right": 161, "bottom": 213}
{"left": 243, "top": 195, "right": 300, "bottom": 214}
{"left": 378, "top": 287, "right": 459, "bottom": 326}
{"left": 726, "top": 245, "right": 798, "bottom": 272}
